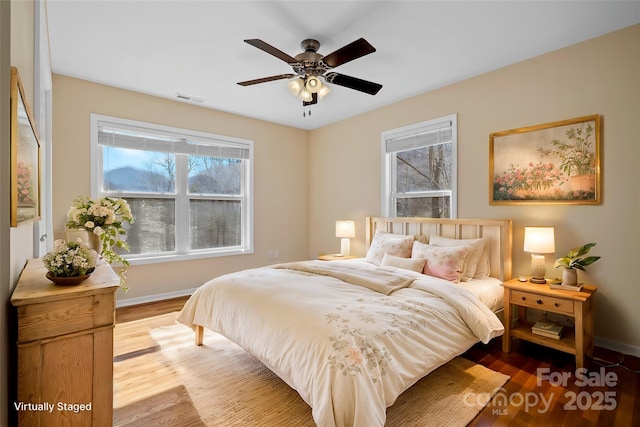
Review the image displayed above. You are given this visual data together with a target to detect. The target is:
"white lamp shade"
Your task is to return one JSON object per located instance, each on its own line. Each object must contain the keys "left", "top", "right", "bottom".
{"left": 523, "top": 227, "right": 555, "bottom": 254}
{"left": 288, "top": 78, "right": 304, "bottom": 97}
{"left": 335, "top": 220, "right": 356, "bottom": 238}
{"left": 317, "top": 85, "right": 330, "bottom": 100}
{"left": 298, "top": 88, "right": 313, "bottom": 102}
{"left": 305, "top": 76, "right": 322, "bottom": 93}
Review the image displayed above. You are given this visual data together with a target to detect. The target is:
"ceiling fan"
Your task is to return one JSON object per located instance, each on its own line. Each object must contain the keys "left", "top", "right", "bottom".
{"left": 237, "top": 38, "right": 383, "bottom": 108}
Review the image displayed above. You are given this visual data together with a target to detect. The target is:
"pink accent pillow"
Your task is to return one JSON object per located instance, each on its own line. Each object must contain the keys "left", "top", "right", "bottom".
{"left": 428, "top": 234, "right": 487, "bottom": 281}
{"left": 411, "top": 240, "right": 473, "bottom": 282}
{"left": 365, "top": 231, "right": 414, "bottom": 265}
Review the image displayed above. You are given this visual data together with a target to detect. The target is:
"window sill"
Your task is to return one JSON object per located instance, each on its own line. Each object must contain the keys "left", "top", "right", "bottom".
{"left": 126, "top": 248, "right": 254, "bottom": 266}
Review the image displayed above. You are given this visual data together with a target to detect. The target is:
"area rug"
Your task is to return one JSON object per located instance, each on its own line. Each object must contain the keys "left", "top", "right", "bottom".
{"left": 114, "top": 312, "right": 509, "bottom": 426}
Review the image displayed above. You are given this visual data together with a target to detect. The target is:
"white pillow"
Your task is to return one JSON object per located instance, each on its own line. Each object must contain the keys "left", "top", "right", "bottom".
{"left": 381, "top": 252, "right": 426, "bottom": 273}
{"left": 411, "top": 241, "right": 472, "bottom": 282}
{"left": 365, "top": 231, "right": 414, "bottom": 265}
{"left": 474, "top": 249, "right": 491, "bottom": 280}
{"left": 428, "top": 234, "right": 486, "bottom": 281}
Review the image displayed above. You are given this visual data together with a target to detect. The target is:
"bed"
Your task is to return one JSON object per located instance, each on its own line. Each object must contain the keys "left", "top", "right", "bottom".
{"left": 177, "top": 216, "right": 512, "bottom": 426}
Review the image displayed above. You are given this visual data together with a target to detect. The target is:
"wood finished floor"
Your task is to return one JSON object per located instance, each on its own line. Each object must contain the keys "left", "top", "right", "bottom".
{"left": 115, "top": 298, "right": 640, "bottom": 426}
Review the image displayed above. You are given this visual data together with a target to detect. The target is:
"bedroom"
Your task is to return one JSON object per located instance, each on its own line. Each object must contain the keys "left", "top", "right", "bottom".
{"left": 1, "top": 1, "right": 639, "bottom": 426}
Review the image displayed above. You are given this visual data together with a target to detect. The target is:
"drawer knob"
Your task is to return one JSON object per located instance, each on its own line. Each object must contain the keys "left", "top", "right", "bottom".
{"left": 522, "top": 297, "right": 526, "bottom": 301}
{"left": 555, "top": 303, "right": 559, "bottom": 307}
{"left": 536, "top": 299, "right": 543, "bottom": 305}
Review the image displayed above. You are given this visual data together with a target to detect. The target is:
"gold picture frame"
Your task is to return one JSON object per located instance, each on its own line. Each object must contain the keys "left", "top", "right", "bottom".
{"left": 10, "top": 67, "right": 41, "bottom": 226}
{"left": 490, "top": 115, "right": 601, "bottom": 205}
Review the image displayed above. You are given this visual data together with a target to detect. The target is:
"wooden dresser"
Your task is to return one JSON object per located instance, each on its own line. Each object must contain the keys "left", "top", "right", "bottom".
{"left": 11, "top": 258, "right": 119, "bottom": 426}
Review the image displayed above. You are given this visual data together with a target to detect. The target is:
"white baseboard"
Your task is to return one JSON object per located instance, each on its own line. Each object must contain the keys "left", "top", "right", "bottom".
{"left": 595, "top": 336, "right": 640, "bottom": 358}
{"left": 116, "top": 288, "right": 197, "bottom": 308}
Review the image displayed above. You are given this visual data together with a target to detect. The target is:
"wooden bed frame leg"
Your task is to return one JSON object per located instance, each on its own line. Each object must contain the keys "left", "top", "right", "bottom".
{"left": 195, "top": 325, "right": 204, "bottom": 346}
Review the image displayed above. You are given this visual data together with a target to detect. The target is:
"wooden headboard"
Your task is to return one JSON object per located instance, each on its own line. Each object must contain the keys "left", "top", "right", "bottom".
{"left": 365, "top": 217, "right": 513, "bottom": 282}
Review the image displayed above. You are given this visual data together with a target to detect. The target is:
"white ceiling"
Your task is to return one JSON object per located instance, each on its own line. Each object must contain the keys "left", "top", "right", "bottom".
{"left": 45, "top": 1, "right": 640, "bottom": 130}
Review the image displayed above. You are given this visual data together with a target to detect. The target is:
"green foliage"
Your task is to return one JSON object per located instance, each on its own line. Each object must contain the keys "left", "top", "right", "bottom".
{"left": 538, "top": 122, "right": 596, "bottom": 177}
{"left": 554, "top": 242, "right": 601, "bottom": 271}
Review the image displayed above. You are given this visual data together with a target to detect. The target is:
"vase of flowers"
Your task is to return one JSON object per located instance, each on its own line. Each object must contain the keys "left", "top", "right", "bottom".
{"left": 66, "top": 195, "right": 134, "bottom": 290}
{"left": 43, "top": 240, "right": 98, "bottom": 285}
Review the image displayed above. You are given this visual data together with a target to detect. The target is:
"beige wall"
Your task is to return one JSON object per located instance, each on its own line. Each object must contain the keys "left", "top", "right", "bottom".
{"left": 309, "top": 24, "right": 640, "bottom": 352}
{"left": 52, "top": 75, "right": 310, "bottom": 302}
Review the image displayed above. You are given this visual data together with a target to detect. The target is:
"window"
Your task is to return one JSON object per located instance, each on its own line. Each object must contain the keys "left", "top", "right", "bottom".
{"left": 91, "top": 114, "right": 253, "bottom": 264}
{"left": 381, "top": 114, "right": 457, "bottom": 218}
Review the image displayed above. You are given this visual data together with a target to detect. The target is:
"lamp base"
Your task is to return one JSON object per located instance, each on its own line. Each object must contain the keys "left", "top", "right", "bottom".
{"left": 340, "top": 238, "right": 351, "bottom": 257}
{"left": 529, "top": 254, "right": 547, "bottom": 285}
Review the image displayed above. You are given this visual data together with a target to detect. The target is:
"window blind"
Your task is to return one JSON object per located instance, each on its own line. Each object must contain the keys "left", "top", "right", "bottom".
{"left": 97, "top": 121, "right": 251, "bottom": 160}
{"left": 384, "top": 120, "right": 452, "bottom": 154}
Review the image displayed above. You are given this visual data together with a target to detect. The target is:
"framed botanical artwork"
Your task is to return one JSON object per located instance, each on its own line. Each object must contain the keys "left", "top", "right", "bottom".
{"left": 490, "top": 115, "right": 601, "bottom": 205}
{"left": 10, "top": 67, "right": 41, "bottom": 226}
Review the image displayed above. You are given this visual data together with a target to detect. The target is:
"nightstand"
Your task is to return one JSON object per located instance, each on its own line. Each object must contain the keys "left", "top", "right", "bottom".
{"left": 318, "top": 254, "right": 358, "bottom": 261}
{"left": 502, "top": 278, "right": 597, "bottom": 369}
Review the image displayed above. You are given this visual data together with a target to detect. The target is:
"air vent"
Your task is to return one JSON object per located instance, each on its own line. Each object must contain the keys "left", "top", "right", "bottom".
{"left": 175, "top": 93, "right": 206, "bottom": 103}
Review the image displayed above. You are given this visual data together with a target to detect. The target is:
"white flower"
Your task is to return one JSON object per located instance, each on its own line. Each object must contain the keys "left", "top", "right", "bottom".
{"left": 65, "top": 195, "right": 134, "bottom": 290}
{"left": 42, "top": 241, "right": 97, "bottom": 277}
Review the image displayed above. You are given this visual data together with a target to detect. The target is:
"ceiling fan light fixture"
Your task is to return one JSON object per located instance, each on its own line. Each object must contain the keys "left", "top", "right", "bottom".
{"left": 298, "top": 88, "right": 313, "bottom": 102}
{"left": 288, "top": 78, "right": 304, "bottom": 97}
{"left": 305, "top": 76, "right": 322, "bottom": 93}
{"left": 318, "top": 85, "right": 330, "bottom": 100}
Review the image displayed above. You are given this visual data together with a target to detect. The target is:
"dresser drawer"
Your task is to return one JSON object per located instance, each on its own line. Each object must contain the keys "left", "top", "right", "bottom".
{"left": 16, "top": 292, "right": 115, "bottom": 343}
{"left": 510, "top": 290, "right": 574, "bottom": 315}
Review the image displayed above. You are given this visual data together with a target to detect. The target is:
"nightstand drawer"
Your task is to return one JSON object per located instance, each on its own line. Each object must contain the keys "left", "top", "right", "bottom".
{"left": 510, "top": 290, "right": 574, "bottom": 315}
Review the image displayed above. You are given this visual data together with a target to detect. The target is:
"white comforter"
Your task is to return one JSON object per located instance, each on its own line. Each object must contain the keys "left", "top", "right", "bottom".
{"left": 177, "top": 260, "right": 504, "bottom": 427}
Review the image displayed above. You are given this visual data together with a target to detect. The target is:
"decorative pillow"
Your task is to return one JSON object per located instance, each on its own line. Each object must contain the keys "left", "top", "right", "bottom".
{"left": 474, "top": 249, "right": 491, "bottom": 280}
{"left": 428, "top": 234, "right": 486, "bottom": 281}
{"left": 381, "top": 252, "right": 426, "bottom": 273}
{"left": 365, "top": 231, "right": 414, "bottom": 265}
{"left": 411, "top": 240, "right": 473, "bottom": 282}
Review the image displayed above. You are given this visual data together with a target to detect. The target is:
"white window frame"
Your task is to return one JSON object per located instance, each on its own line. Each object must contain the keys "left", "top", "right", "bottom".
{"left": 381, "top": 114, "right": 457, "bottom": 218}
{"left": 90, "top": 114, "right": 254, "bottom": 265}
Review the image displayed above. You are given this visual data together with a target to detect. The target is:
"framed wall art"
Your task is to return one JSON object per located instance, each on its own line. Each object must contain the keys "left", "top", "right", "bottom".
{"left": 490, "top": 115, "right": 601, "bottom": 205}
{"left": 10, "top": 67, "right": 41, "bottom": 226}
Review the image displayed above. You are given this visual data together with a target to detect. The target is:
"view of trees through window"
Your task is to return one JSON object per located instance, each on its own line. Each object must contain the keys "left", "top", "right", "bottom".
{"left": 382, "top": 114, "right": 456, "bottom": 218}
{"left": 395, "top": 143, "right": 452, "bottom": 218}
{"left": 103, "top": 146, "right": 243, "bottom": 255}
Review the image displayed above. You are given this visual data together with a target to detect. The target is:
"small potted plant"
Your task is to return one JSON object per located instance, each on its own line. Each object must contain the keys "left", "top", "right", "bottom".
{"left": 554, "top": 242, "right": 600, "bottom": 286}
{"left": 42, "top": 240, "right": 98, "bottom": 285}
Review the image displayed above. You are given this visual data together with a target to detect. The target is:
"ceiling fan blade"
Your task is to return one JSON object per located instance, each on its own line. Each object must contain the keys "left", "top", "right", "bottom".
{"left": 324, "top": 73, "right": 382, "bottom": 95}
{"left": 237, "top": 74, "right": 295, "bottom": 86}
{"left": 321, "top": 38, "right": 376, "bottom": 68}
{"left": 244, "top": 39, "right": 300, "bottom": 65}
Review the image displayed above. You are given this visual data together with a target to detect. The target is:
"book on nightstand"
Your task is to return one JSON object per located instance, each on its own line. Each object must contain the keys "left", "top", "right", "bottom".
{"left": 549, "top": 282, "right": 584, "bottom": 291}
{"left": 531, "top": 321, "right": 564, "bottom": 340}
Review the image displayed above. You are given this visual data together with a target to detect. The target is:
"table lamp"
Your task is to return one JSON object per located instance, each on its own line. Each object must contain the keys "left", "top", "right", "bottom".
{"left": 523, "top": 226, "right": 555, "bottom": 284}
{"left": 335, "top": 220, "right": 355, "bottom": 256}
